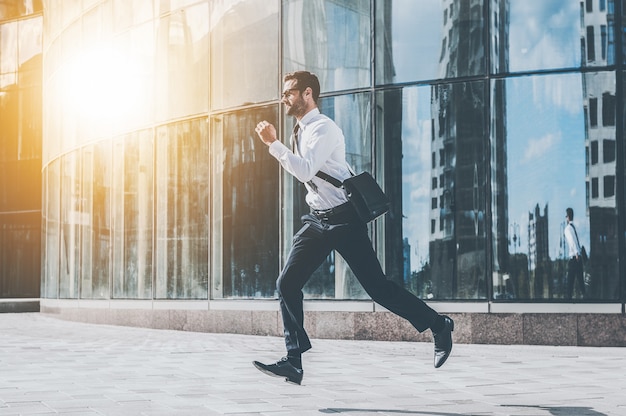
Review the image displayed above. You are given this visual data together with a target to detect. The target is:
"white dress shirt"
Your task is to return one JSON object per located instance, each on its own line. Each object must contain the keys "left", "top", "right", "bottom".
{"left": 564, "top": 222, "right": 581, "bottom": 258}
{"left": 268, "top": 108, "right": 351, "bottom": 210}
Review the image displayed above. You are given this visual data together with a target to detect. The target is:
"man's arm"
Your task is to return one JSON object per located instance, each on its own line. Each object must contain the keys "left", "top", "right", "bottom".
{"left": 254, "top": 120, "right": 340, "bottom": 184}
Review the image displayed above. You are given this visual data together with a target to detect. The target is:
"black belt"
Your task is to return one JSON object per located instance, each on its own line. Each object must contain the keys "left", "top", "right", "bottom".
{"left": 312, "top": 201, "right": 353, "bottom": 221}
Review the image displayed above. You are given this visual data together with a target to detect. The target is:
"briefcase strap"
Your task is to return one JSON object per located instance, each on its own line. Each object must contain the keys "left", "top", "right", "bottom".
{"left": 315, "top": 171, "right": 344, "bottom": 188}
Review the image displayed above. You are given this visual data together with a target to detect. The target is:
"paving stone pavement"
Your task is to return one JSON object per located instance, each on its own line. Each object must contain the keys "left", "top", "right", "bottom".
{"left": 0, "top": 313, "right": 624, "bottom": 416}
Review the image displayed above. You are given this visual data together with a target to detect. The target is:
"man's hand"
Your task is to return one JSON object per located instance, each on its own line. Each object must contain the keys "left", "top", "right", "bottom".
{"left": 255, "top": 121, "right": 277, "bottom": 146}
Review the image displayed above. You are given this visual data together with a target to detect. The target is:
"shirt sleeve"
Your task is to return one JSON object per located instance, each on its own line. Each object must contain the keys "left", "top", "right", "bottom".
{"left": 268, "top": 121, "right": 340, "bottom": 183}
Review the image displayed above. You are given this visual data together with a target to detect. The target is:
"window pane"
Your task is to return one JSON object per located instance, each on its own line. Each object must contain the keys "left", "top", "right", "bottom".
{"left": 211, "top": 107, "right": 279, "bottom": 298}
{"left": 0, "top": 1, "right": 43, "bottom": 20}
{"left": 59, "top": 152, "right": 81, "bottom": 298}
{"left": 591, "top": 140, "right": 598, "bottom": 164}
{"left": 155, "top": 119, "right": 209, "bottom": 300}
{"left": 18, "top": 16, "right": 42, "bottom": 70}
{"left": 603, "top": 139, "right": 615, "bottom": 163}
{"left": 501, "top": 73, "right": 618, "bottom": 300}
{"left": 376, "top": 0, "right": 485, "bottom": 85}
{"left": 0, "top": 212, "right": 40, "bottom": 298}
{"left": 602, "top": 92, "right": 615, "bottom": 126}
{"left": 210, "top": 0, "right": 279, "bottom": 109}
{"left": 155, "top": 2, "right": 209, "bottom": 121}
{"left": 287, "top": 93, "right": 373, "bottom": 300}
{"left": 379, "top": 82, "right": 488, "bottom": 301}
{"left": 0, "top": 22, "right": 17, "bottom": 74}
{"left": 43, "top": 161, "right": 60, "bottom": 298}
{"left": 113, "top": 22, "right": 155, "bottom": 132}
{"left": 508, "top": 0, "right": 582, "bottom": 73}
{"left": 285, "top": 0, "right": 371, "bottom": 91}
{"left": 603, "top": 175, "right": 615, "bottom": 197}
{"left": 89, "top": 141, "right": 112, "bottom": 299}
{"left": 112, "top": 131, "right": 154, "bottom": 299}
{"left": 80, "top": 146, "right": 93, "bottom": 298}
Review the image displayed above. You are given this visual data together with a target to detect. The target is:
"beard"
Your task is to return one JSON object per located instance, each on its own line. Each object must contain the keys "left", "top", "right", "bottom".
{"left": 285, "top": 96, "right": 306, "bottom": 117}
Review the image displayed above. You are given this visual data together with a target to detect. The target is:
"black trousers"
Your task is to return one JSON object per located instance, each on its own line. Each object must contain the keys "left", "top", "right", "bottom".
{"left": 277, "top": 206, "right": 439, "bottom": 356}
{"left": 567, "top": 256, "right": 585, "bottom": 299}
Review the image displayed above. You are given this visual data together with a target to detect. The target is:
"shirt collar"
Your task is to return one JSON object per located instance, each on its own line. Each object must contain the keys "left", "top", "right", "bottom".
{"left": 297, "top": 107, "right": 320, "bottom": 130}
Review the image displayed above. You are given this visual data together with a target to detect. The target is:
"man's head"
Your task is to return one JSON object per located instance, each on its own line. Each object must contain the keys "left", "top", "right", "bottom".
{"left": 281, "top": 71, "right": 320, "bottom": 118}
{"left": 566, "top": 207, "right": 574, "bottom": 222}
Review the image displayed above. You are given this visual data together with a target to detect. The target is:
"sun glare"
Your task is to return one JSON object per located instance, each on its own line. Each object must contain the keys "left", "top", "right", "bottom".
{"left": 61, "top": 45, "right": 144, "bottom": 123}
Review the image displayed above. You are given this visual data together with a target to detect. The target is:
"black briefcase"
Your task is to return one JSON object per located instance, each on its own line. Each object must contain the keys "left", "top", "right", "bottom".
{"left": 316, "top": 171, "right": 390, "bottom": 223}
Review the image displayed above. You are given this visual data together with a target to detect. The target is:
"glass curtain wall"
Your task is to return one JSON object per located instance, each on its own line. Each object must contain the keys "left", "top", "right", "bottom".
{"left": 376, "top": 0, "right": 622, "bottom": 301}
{"left": 38, "top": 0, "right": 624, "bottom": 304}
{"left": 0, "top": 7, "right": 42, "bottom": 299}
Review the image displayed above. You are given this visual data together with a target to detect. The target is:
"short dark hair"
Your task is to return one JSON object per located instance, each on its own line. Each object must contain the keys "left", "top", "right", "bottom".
{"left": 566, "top": 207, "right": 574, "bottom": 220}
{"left": 283, "top": 71, "right": 320, "bottom": 104}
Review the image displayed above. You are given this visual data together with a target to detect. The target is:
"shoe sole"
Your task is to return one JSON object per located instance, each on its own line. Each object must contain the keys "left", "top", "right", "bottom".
{"left": 252, "top": 361, "right": 302, "bottom": 385}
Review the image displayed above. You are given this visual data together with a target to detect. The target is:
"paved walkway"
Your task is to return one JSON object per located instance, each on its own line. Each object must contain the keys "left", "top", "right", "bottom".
{"left": 0, "top": 313, "right": 624, "bottom": 416}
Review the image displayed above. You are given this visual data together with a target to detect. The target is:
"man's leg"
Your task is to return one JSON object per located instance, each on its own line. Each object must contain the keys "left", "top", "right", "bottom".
{"left": 333, "top": 222, "right": 453, "bottom": 367}
{"left": 576, "top": 259, "right": 586, "bottom": 297}
{"left": 253, "top": 222, "right": 332, "bottom": 384}
{"left": 334, "top": 222, "right": 438, "bottom": 330}
{"left": 566, "top": 259, "right": 575, "bottom": 299}
{"left": 278, "top": 223, "right": 332, "bottom": 356}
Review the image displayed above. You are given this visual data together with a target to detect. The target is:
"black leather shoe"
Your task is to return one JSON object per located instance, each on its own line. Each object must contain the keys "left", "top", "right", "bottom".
{"left": 253, "top": 357, "right": 303, "bottom": 385}
{"left": 433, "top": 315, "right": 454, "bottom": 368}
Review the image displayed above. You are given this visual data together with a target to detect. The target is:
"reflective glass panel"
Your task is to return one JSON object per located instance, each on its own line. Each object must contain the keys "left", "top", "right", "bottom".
{"left": 375, "top": 0, "right": 485, "bottom": 85}
{"left": 507, "top": 0, "right": 582, "bottom": 73}
{"left": 110, "top": 22, "right": 156, "bottom": 133}
{"left": 86, "top": 141, "right": 112, "bottom": 299}
{"left": 59, "top": 152, "right": 81, "bottom": 298}
{"left": 281, "top": 93, "right": 372, "bottom": 300}
{"left": 18, "top": 16, "right": 42, "bottom": 70}
{"left": 497, "top": 73, "right": 618, "bottom": 300}
{"left": 0, "top": 74, "right": 17, "bottom": 165}
{"left": 155, "top": 2, "right": 209, "bottom": 121}
{"left": 210, "top": 0, "right": 279, "bottom": 109}
{"left": 0, "top": 212, "right": 40, "bottom": 298}
{"left": 79, "top": 146, "right": 94, "bottom": 299}
{"left": 211, "top": 106, "right": 279, "bottom": 298}
{"left": 155, "top": 119, "right": 209, "bottom": 299}
{"left": 378, "top": 82, "right": 489, "bottom": 301}
{"left": 0, "top": 22, "right": 17, "bottom": 74}
{"left": 284, "top": 0, "right": 371, "bottom": 92}
{"left": 0, "top": 0, "right": 43, "bottom": 20}
{"left": 43, "top": 160, "right": 60, "bottom": 298}
{"left": 112, "top": 131, "right": 154, "bottom": 299}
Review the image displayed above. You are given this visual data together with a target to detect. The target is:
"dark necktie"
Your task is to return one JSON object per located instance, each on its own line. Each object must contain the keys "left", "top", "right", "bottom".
{"left": 291, "top": 122, "right": 318, "bottom": 192}
{"left": 292, "top": 122, "right": 300, "bottom": 154}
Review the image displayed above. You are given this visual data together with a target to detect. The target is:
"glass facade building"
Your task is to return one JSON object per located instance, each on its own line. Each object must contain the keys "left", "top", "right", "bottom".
{"left": 0, "top": 1, "right": 42, "bottom": 306}
{"left": 1, "top": 0, "right": 625, "bottom": 341}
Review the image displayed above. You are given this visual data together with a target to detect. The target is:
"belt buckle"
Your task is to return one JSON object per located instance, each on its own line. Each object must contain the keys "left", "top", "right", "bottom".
{"left": 315, "top": 208, "right": 333, "bottom": 221}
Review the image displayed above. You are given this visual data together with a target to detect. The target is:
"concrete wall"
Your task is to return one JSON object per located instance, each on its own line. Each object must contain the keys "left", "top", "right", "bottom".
{"left": 40, "top": 306, "right": 626, "bottom": 347}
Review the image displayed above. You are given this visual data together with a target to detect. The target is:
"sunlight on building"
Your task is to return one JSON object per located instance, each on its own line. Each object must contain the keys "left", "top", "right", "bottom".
{"left": 59, "top": 44, "right": 146, "bottom": 126}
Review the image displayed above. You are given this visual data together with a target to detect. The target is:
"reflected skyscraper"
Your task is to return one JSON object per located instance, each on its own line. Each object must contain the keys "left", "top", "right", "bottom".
{"left": 429, "top": 0, "right": 507, "bottom": 298}
{"left": 528, "top": 204, "right": 550, "bottom": 298}
{"left": 581, "top": 0, "right": 619, "bottom": 298}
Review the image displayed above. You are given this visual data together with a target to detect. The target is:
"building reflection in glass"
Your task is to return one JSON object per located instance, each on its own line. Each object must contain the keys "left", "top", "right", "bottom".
{"left": 24, "top": 0, "right": 623, "bottom": 305}
{"left": 0, "top": 12, "right": 42, "bottom": 299}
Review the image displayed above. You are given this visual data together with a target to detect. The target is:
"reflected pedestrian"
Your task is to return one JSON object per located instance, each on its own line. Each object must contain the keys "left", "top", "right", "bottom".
{"left": 564, "top": 208, "right": 585, "bottom": 299}
{"left": 252, "top": 71, "right": 454, "bottom": 385}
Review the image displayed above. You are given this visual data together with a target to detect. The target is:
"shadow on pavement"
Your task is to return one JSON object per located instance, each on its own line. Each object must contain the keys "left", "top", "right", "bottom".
{"left": 319, "top": 410, "right": 464, "bottom": 415}
{"left": 501, "top": 405, "right": 607, "bottom": 415}
{"left": 319, "top": 406, "right": 607, "bottom": 415}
